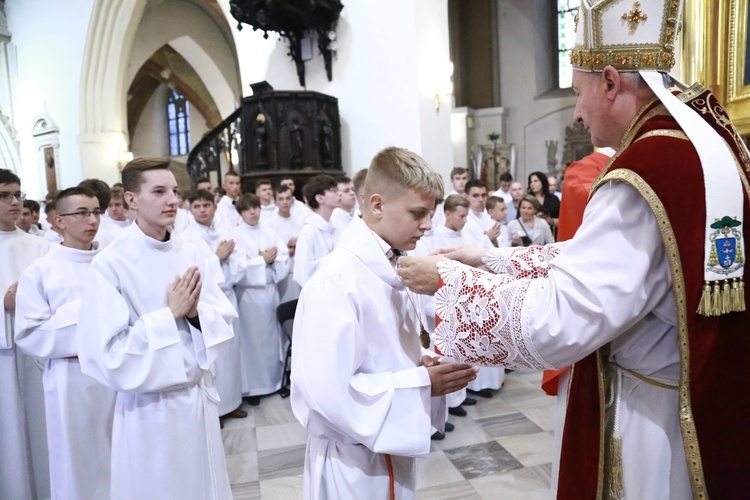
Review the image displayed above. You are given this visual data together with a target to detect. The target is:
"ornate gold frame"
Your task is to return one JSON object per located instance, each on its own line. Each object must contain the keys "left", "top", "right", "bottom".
{"left": 681, "top": 0, "right": 750, "bottom": 135}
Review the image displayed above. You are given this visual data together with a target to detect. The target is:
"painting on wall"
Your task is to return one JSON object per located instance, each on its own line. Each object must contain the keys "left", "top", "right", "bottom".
{"left": 44, "top": 146, "right": 57, "bottom": 193}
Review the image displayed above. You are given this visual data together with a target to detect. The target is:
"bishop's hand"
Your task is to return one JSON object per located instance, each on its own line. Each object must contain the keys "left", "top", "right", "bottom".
{"left": 434, "top": 245, "right": 489, "bottom": 269}
{"left": 396, "top": 255, "right": 445, "bottom": 295}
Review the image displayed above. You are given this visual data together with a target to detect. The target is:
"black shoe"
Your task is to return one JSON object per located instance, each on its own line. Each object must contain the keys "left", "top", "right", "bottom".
{"left": 448, "top": 405, "right": 467, "bottom": 417}
{"left": 504, "top": 368, "right": 514, "bottom": 374}
{"left": 245, "top": 396, "right": 261, "bottom": 406}
{"left": 278, "top": 387, "right": 290, "bottom": 399}
{"left": 431, "top": 431, "right": 445, "bottom": 441}
{"left": 461, "top": 397, "right": 477, "bottom": 406}
{"left": 466, "top": 388, "right": 495, "bottom": 398}
{"left": 444, "top": 422, "right": 455, "bottom": 432}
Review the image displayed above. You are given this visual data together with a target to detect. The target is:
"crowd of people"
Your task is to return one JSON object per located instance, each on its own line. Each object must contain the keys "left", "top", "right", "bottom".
{"left": 4, "top": 153, "right": 550, "bottom": 498}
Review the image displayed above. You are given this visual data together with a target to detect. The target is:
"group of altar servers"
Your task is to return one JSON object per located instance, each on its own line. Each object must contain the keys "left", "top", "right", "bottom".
{"left": 2, "top": 156, "right": 533, "bottom": 499}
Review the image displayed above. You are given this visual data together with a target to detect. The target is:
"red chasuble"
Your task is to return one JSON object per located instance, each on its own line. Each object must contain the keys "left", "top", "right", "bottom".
{"left": 558, "top": 87, "right": 750, "bottom": 499}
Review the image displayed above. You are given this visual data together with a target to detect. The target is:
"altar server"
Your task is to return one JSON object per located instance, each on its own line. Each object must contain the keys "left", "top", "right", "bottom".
{"left": 77, "top": 157, "right": 237, "bottom": 499}
{"left": 293, "top": 175, "right": 339, "bottom": 287}
{"left": 15, "top": 187, "right": 117, "bottom": 499}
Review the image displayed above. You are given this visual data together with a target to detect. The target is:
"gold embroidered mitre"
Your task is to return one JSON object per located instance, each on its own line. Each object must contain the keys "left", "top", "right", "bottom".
{"left": 571, "top": 0, "right": 684, "bottom": 72}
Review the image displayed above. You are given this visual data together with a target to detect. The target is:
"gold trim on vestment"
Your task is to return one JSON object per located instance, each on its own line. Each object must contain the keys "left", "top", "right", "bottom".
{"left": 635, "top": 129, "right": 689, "bottom": 142}
{"left": 592, "top": 168, "right": 707, "bottom": 499}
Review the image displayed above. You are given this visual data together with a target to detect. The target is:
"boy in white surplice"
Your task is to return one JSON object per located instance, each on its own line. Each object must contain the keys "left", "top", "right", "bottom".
{"left": 291, "top": 147, "right": 478, "bottom": 500}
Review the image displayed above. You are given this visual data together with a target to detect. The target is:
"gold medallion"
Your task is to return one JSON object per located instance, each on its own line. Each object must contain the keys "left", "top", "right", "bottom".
{"left": 420, "top": 325, "right": 431, "bottom": 349}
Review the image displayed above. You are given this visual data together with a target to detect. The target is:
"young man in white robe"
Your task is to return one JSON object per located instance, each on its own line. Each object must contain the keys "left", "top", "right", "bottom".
{"left": 255, "top": 178, "right": 276, "bottom": 222}
{"left": 106, "top": 186, "right": 132, "bottom": 230}
{"left": 79, "top": 178, "right": 122, "bottom": 248}
{"left": 293, "top": 175, "right": 340, "bottom": 287}
{"left": 215, "top": 170, "right": 242, "bottom": 232}
{"left": 15, "top": 187, "right": 117, "bottom": 499}
{"left": 231, "top": 193, "right": 289, "bottom": 406}
{"left": 269, "top": 184, "right": 305, "bottom": 302}
{"left": 0, "top": 169, "right": 50, "bottom": 499}
{"left": 291, "top": 147, "right": 479, "bottom": 500}
{"left": 329, "top": 175, "right": 357, "bottom": 238}
{"left": 43, "top": 200, "right": 64, "bottom": 244}
{"left": 183, "top": 189, "right": 248, "bottom": 425}
{"left": 76, "top": 157, "right": 237, "bottom": 500}
{"left": 463, "top": 179, "right": 506, "bottom": 248}
{"left": 279, "top": 176, "right": 311, "bottom": 221}
{"left": 432, "top": 167, "right": 468, "bottom": 230}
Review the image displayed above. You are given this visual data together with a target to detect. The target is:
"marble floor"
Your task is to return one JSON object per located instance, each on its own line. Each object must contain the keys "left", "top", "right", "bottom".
{"left": 222, "top": 371, "right": 557, "bottom": 499}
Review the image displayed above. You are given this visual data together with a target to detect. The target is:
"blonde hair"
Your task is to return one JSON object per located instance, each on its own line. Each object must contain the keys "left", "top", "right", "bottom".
{"left": 520, "top": 194, "right": 540, "bottom": 212}
{"left": 365, "top": 147, "right": 444, "bottom": 201}
{"left": 443, "top": 194, "right": 469, "bottom": 213}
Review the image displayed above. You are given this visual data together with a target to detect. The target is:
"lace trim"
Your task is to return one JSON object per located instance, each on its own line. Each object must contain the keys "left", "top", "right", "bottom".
{"left": 435, "top": 260, "right": 552, "bottom": 370}
{"left": 481, "top": 242, "right": 567, "bottom": 278}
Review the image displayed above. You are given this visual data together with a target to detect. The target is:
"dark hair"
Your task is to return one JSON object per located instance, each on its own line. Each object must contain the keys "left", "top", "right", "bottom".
{"left": 22, "top": 200, "right": 34, "bottom": 212}
{"left": 78, "top": 178, "right": 112, "bottom": 211}
{"left": 25, "top": 199, "right": 41, "bottom": 214}
{"left": 486, "top": 195, "right": 506, "bottom": 210}
{"left": 255, "top": 178, "right": 272, "bottom": 190}
{"left": 121, "top": 157, "right": 171, "bottom": 194}
{"left": 45, "top": 201, "right": 56, "bottom": 214}
{"left": 224, "top": 171, "right": 240, "bottom": 179}
{"left": 45, "top": 190, "right": 60, "bottom": 203}
{"left": 279, "top": 175, "right": 294, "bottom": 184}
{"left": 56, "top": 186, "right": 98, "bottom": 213}
{"left": 334, "top": 175, "right": 351, "bottom": 184}
{"left": 195, "top": 177, "right": 211, "bottom": 187}
{"left": 527, "top": 171, "right": 550, "bottom": 197}
{"left": 450, "top": 167, "right": 468, "bottom": 178}
{"left": 0, "top": 169, "right": 21, "bottom": 186}
{"left": 274, "top": 184, "right": 292, "bottom": 197}
{"left": 464, "top": 179, "right": 486, "bottom": 193}
{"left": 214, "top": 186, "right": 226, "bottom": 196}
{"left": 303, "top": 175, "right": 337, "bottom": 209}
{"left": 499, "top": 172, "right": 513, "bottom": 183}
{"left": 188, "top": 189, "right": 214, "bottom": 204}
{"left": 235, "top": 193, "right": 261, "bottom": 213}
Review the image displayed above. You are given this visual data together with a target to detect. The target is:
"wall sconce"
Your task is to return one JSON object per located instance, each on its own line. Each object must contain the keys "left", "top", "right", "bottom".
{"left": 117, "top": 148, "right": 134, "bottom": 171}
{"left": 435, "top": 61, "right": 454, "bottom": 114}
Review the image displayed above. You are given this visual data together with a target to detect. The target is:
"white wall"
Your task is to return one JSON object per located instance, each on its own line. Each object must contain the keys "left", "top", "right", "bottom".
{"left": 6, "top": 0, "right": 94, "bottom": 198}
{"left": 497, "top": 0, "right": 577, "bottom": 183}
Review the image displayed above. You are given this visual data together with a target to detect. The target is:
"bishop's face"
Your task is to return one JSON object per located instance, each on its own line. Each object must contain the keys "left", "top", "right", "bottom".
{"left": 573, "top": 69, "right": 619, "bottom": 149}
{"left": 126, "top": 170, "right": 179, "bottom": 237}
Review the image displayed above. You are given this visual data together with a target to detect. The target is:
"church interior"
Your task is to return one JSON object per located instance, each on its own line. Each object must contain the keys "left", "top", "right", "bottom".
{"left": 1, "top": 0, "right": 747, "bottom": 498}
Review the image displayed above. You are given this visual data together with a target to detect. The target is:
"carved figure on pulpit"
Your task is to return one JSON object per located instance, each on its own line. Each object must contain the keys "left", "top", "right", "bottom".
{"left": 290, "top": 118, "right": 304, "bottom": 164}
{"left": 255, "top": 114, "right": 268, "bottom": 165}
{"left": 321, "top": 122, "right": 333, "bottom": 163}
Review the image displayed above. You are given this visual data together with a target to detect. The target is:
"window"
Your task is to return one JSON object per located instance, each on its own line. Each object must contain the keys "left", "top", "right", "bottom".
{"left": 167, "top": 90, "right": 190, "bottom": 156}
{"left": 557, "top": 0, "right": 580, "bottom": 89}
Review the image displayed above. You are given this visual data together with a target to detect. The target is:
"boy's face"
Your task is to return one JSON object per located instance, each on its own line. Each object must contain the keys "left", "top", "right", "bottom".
{"left": 223, "top": 175, "right": 241, "bottom": 198}
{"left": 377, "top": 189, "right": 434, "bottom": 251}
{"left": 108, "top": 197, "right": 127, "bottom": 221}
{"left": 256, "top": 183, "right": 273, "bottom": 204}
{"left": 196, "top": 181, "right": 213, "bottom": 193}
{"left": 57, "top": 195, "right": 100, "bottom": 246}
{"left": 316, "top": 187, "right": 341, "bottom": 210}
{"left": 275, "top": 190, "right": 293, "bottom": 215}
{"left": 18, "top": 207, "right": 32, "bottom": 231}
{"left": 499, "top": 180, "right": 511, "bottom": 192}
{"left": 445, "top": 206, "right": 469, "bottom": 232}
{"left": 488, "top": 203, "right": 507, "bottom": 223}
{"left": 125, "top": 169, "right": 179, "bottom": 230}
{"left": 337, "top": 182, "right": 356, "bottom": 212}
{"left": 240, "top": 206, "right": 261, "bottom": 226}
{"left": 31, "top": 210, "right": 40, "bottom": 224}
{"left": 190, "top": 198, "right": 216, "bottom": 226}
{"left": 0, "top": 182, "right": 22, "bottom": 227}
{"left": 451, "top": 173, "right": 468, "bottom": 193}
{"left": 465, "top": 186, "right": 487, "bottom": 212}
{"left": 280, "top": 178, "right": 295, "bottom": 192}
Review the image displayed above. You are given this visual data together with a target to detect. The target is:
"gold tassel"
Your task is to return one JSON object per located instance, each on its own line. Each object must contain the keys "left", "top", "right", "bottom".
{"left": 721, "top": 280, "right": 732, "bottom": 314}
{"left": 608, "top": 433, "right": 624, "bottom": 500}
{"left": 739, "top": 278, "right": 746, "bottom": 312}
{"left": 731, "top": 278, "right": 740, "bottom": 312}
{"left": 697, "top": 281, "right": 713, "bottom": 316}
{"left": 711, "top": 282, "right": 722, "bottom": 316}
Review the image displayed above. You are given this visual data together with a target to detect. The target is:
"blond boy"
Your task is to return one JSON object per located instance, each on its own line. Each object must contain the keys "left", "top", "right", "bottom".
{"left": 291, "top": 147, "right": 477, "bottom": 499}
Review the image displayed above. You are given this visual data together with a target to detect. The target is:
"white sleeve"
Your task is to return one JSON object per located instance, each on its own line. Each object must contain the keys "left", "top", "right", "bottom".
{"left": 293, "top": 230, "right": 316, "bottom": 287}
{"left": 0, "top": 291, "right": 12, "bottom": 349}
{"left": 434, "top": 182, "right": 671, "bottom": 369}
{"left": 292, "top": 275, "right": 435, "bottom": 457}
{"left": 15, "top": 267, "right": 80, "bottom": 359}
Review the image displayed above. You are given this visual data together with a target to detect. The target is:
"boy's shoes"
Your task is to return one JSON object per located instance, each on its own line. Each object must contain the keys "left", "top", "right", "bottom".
{"left": 431, "top": 431, "right": 445, "bottom": 441}
{"left": 219, "top": 419, "right": 225, "bottom": 429}
{"left": 462, "top": 397, "right": 477, "bottom": 406}
{"left": 224, "top": 407, "right": 248, "bottom": 419}
{"left": 448, "top": 405, "right": 467, "bottom": 417}
{"left": 444, "top": 422, "right": 455, "bottom": 432}
{"left": 467, "top": 388, "right": 494, "bottom": 398}
{"left": 245, "top": 396, "right": 261, "bottom": 406}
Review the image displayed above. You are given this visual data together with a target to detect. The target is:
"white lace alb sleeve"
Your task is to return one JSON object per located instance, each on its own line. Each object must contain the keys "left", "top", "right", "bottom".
{"left": 481, "top": 242, "right": 567, "bottom": 277}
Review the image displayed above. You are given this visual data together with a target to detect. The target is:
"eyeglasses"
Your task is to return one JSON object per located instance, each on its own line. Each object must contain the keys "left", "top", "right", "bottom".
{"left": 58, "top": 210, "right": 103, "bottom": 219}
{"left": 0, "top": 191, "right": 25, "bottom": 202}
